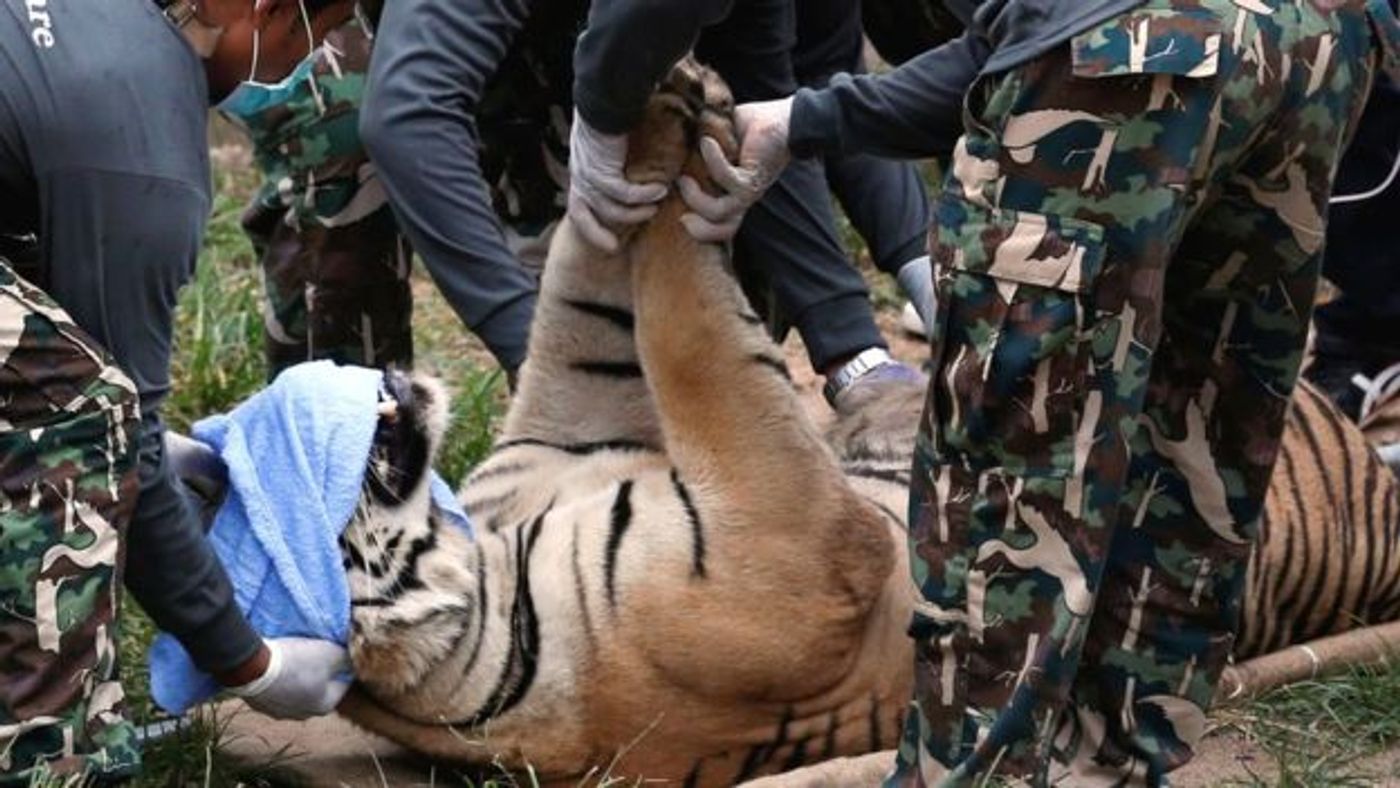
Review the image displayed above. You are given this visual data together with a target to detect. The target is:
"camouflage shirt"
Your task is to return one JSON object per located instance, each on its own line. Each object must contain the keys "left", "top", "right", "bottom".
{"left": 225, "top": 18, "right": 382, "bottom": 229}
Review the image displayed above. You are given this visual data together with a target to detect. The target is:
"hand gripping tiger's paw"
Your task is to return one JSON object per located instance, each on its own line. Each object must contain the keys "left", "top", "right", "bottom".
{"left": 623, "top": 56, "right": 739, "bottom": 194}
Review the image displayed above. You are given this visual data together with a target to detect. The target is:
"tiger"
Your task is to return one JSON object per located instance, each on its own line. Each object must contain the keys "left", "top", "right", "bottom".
{"left": 333, "top": 59, "right": 1400, "bottom": 786}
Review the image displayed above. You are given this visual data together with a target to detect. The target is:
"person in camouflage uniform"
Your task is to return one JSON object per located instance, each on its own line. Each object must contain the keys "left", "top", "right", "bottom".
{"left": 228, "top": 16, "right": 414, "bottom": 377}
{"left": 474, "top": 0, "right": 589, "bottom": 275}
{"left": 898, "top": 1, "right": 1389, "bottom": 784}
{"left": 688, "top": 0, "right": 1399, "bottom": 782}
{"left": 239, "top": 3, "right": 586, "bottom": 377}
{"left": 0, "top": 258, "right": 143, "bottom": 780}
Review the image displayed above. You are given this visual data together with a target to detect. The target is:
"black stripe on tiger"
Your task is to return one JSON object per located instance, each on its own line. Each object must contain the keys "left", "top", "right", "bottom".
{"left": 563, "top": 299, "right": 635, "bottom": 332}
{"left": 844, "top": 465, "right": 911, "bottom": 486}
{"left": 1377, "top": 489, "right": 1400, "bottom": 620}
{"left": 390, "top": 531, "right": 436, "bottom": 593}
{"left": 1273, "top": 436, "right": 1306, "bottom": 649}
{"left": 867, "top": 693, "right": 882, "bottom": 751}
{"left": 463, "top": 488, "right": 517, "bottom": 519}
{"left": 466, "top": 460, "right": 532, "bottom": 485}
{"left": 737, "top": 311, "right": 763, "bottom": 326}
{"left": 605, "top": 480, "right": 635, "bottom": 609}
{"left": 457, "top": 540, "right": 492, "bottom": 682}
{"left": 780, "top": 737, "right": 812, "bottom": 772}
{"left": 670, "top": 469, "right": 707, "bottom": 579}
{"left": 1355, "top": 442, "right": 1382, "bottom": 623}
{"left": 341, "top": 534, "right": 370, "bottom": 575}
{"left": 346, "top": 526, "right": 437, "bottom": 606}
{"left": 1287, "top": 389, "right": 1340, "bottom": 645}
{"left": 449, "top": 505, "right": 548, "bottom": 727}
{"left": 1315, "top": 384, "right": 1359, "bottom": 635}
{"left": 495, "top": 437, "right": 658, "bottom": 456}
{"left": 821, "top": 711, "right": 839, "bottom": 759}
{"left": 571, "top": 360, "right": 644, "bottom": 379}
{"left": 752, "top": 354, "right": 791, "bottom": 382}
{"left": 733, "top": 706, "right": 794, "bottom": 783}
{"left": 1377, "top": 478, "right": 1400, "bottom": 605}
{"left": 571, "top": 520, "right": 599, "bottom": 652}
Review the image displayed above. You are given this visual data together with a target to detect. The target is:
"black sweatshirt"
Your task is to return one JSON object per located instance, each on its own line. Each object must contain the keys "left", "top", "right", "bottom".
{"left": 360, "top": 0, "right": 544, "bottom": 370}
{"left": 572, "top": 0, "right": 1144, "bottom": 147}
{"left": 0, "top": 0, "right": 259, "bottom": 672}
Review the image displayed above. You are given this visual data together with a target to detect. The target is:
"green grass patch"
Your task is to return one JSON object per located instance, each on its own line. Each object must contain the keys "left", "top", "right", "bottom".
{"left": 1216, "top": 661, "right": 1400, "bottom": 786}
{"left": 164, "top": 167, "right": 268, "bottom": 433}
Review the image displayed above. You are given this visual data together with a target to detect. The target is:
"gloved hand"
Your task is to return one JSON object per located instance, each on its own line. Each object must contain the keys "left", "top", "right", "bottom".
{"left": 678, "top": 97, "right": 794, "bottom": 243}
{"left": 227, "top": 637, "right": 351, "bottom": 720}
{"left": 567, "top": 109, "right": 669, "bottom": 253}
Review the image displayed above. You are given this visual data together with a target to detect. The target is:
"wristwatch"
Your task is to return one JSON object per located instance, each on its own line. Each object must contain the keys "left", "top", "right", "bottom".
{"left": 155, "top": 0, "right": 195, "bottom": 26}
{"left": 823, "top": 347, "right": 896, "bottom": 406}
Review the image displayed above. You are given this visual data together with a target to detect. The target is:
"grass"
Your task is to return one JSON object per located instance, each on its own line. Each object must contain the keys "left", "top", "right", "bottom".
{"left": 1214, "top": 661, "right": 1400, "bottom": 786}
{"left": 163, "top": 166, "right": 268, "bottom": 432}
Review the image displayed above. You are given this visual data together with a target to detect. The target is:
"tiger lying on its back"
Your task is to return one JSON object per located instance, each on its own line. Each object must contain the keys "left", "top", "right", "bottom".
{"left": 340, "top": 59, "right": 913, "bottom": 784}
{"left": 335, "top": 60, "right": 1400, "bottom": 785}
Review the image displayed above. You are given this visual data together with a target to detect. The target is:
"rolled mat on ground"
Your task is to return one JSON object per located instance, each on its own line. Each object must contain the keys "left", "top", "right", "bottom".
{"left": 148, "top": 361, "right": 472, "bottom": 715}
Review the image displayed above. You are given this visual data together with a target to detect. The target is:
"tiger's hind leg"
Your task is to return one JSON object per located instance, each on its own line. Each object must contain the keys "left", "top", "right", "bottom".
{"left": 499, "top": 222, "right": 660, "bottom": 452}
{"left": 622, "top": 172, "right": 896, "bottom": 699}
{"left": 497, "top": 60, "right": 722, "bottom": 454}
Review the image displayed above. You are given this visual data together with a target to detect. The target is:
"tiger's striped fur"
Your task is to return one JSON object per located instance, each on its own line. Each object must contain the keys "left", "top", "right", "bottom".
{"left": 334, "top": 60, "right": 1400, "bottom": 786}
{"left": 1239, "top": 380, "right": 1400, "bottom": 656}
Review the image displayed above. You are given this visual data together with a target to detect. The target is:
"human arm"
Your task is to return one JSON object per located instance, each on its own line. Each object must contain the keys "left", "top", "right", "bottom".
{"left": 787, "top": 30, "right": 990, "bottom": 160}
{"left": 572, "top": 0, "right": 736, "bottom": 134}
{"left": 564, "top": 0, "right": 737, "bottom": 250}
{"left": 680, "top": 31, "right": 991, "bottom": 240}
{"left": 359, "top": 0, "right": 539, "bottom": 371}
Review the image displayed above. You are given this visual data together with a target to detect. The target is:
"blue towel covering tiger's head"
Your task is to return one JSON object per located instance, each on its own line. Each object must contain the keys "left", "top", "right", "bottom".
{"left": 149, "top": 361, "right": 473, "bottom": 715}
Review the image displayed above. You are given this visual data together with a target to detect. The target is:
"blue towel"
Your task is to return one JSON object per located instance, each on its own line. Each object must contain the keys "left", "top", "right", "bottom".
{"left": 149, "top": 362, "right": 473, "bottom": 714}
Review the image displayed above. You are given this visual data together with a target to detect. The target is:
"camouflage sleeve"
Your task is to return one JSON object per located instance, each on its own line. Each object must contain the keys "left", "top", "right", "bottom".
{"left": 572, "top": 0, "right": 736, "bottom": 133}
{"left": 787, "top": 31, "right": 991, "bottom": 160}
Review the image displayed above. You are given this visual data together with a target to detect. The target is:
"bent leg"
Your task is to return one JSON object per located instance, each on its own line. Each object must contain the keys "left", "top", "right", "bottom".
{"left": 893, "top": 4, "right": 1300, "bottom": 781}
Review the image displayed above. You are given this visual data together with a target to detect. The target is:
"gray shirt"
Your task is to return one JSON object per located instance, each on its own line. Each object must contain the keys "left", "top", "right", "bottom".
{"left": 0, "top": 0, "right": 259, "bottom": 672}
{"left": 788, "top": 0, "right": 1145, "bottom": 158}
{"left": 359, "top": 0, "right": 544, "bottom": 371}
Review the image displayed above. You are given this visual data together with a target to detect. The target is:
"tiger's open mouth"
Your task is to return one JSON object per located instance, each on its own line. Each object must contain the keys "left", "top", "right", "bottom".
{"left": 366, "top": 369, "right": 443, "bottom": 507}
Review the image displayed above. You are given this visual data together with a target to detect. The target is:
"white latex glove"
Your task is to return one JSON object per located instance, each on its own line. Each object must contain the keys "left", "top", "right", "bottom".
{"left": 679, "top": 97, "right": 794, "bottom": 243}
{"left": 567, "top": 109, "right": 669, "bottom": 252}
{"left": 228, "top": 638, "right": 351, "bottom": 720}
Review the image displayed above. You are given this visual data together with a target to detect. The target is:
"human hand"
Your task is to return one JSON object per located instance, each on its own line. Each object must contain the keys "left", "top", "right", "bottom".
{"left": 678, "top": 97, "right": 793, "bottom": 243}
{"left": 567, "top": 109, "right": 669, "bottom": 252}
{"left": 226, "top": 638, "right": 351, "bottom": 720}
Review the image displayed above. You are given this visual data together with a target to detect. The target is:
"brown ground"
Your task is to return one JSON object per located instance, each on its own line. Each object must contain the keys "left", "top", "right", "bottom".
{"left": 217, "top": 687, "right": 1400, "bottom": 786}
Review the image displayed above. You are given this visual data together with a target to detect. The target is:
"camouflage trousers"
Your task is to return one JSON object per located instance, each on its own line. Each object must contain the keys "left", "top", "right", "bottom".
{"left": 0, "top": 260, "right": 142, "bottom": 782}
{"left": 247, "top": 202, "right": 414, "bottom": 378}
{"left": 895, "top": 1, "right": 1378, "bottom": 785}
